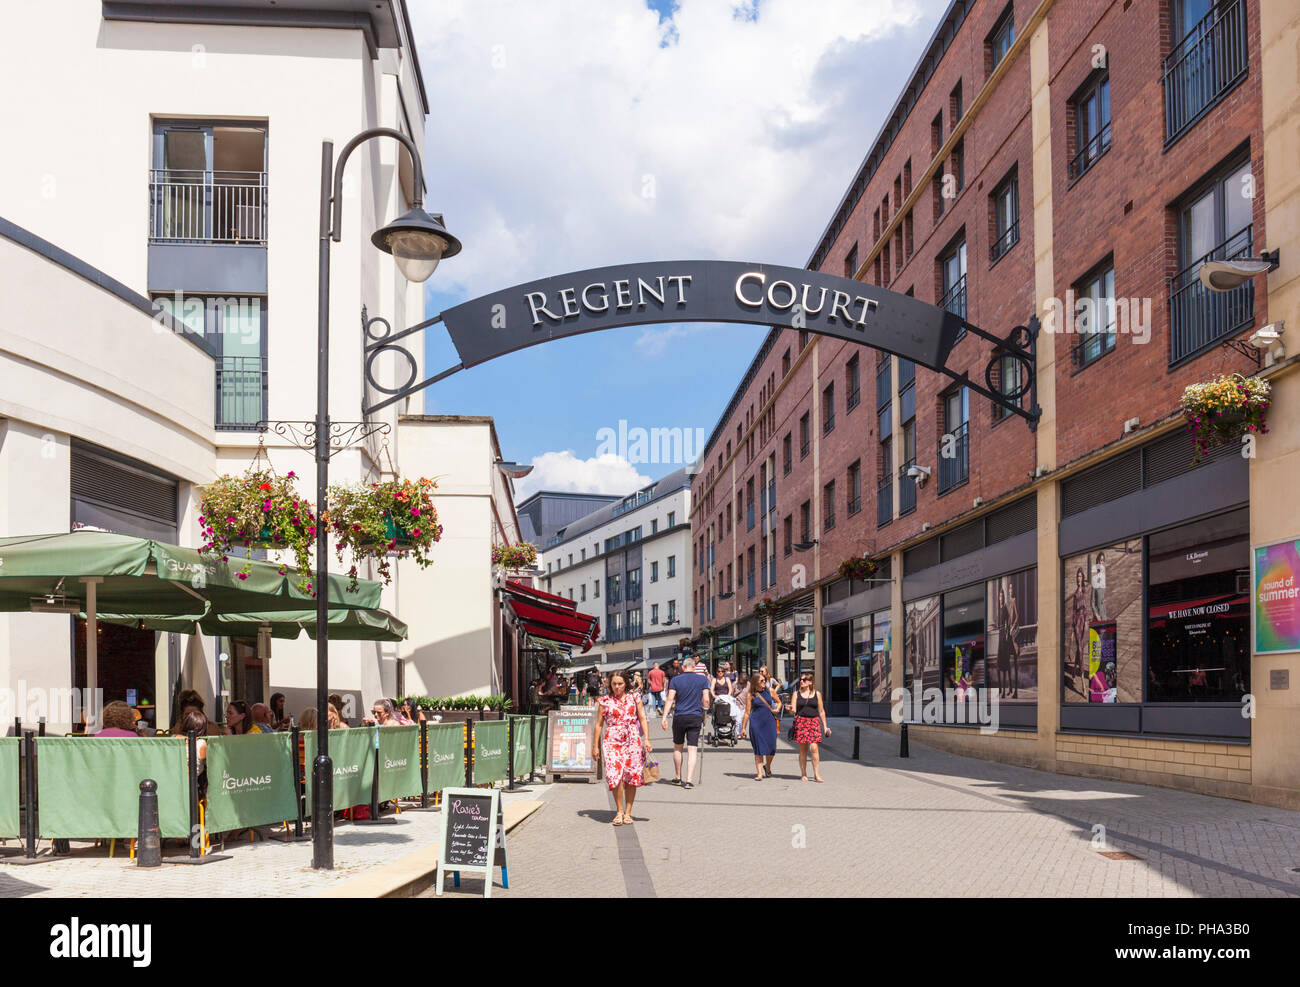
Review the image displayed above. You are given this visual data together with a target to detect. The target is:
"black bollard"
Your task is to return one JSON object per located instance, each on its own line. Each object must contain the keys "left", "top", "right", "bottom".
{"left": 419, "top": 721, "right": 429, "bottom": 809}
{"left": 852, "top": 725, "right": 860, "bottom": 761}
{"left": 186, "top": 730, "right": 201, "bottom": 858}
{"left": 507, "top": 717, "right": 515, "bottom": 792}
{"left": 899, "top": 721, "right": 909, "bottom": 758}
{"left": 290, "top": 726, "right": 304, "bottom": 839}
{"left": 23, "top": 731, "right": 36, "bottom": 859}
{"left": 137, "top": 779, "right": 162, "bottom": 867}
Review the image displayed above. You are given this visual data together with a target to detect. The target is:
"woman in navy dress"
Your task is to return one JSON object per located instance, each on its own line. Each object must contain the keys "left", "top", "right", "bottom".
{"left": 740, "top": 672, "right": 779, "bottom": 780}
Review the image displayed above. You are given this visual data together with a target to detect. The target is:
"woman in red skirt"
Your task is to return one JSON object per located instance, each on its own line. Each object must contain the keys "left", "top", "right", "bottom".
{"left": 594, "top": 670, "right": 653, "bottom": 826}
{"left": 787, "top": 671, "right": 831, "bottom": 782}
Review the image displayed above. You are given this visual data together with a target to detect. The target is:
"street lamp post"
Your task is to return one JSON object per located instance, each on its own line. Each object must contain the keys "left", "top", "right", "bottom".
{"left": 310, "top": 128, "right": 460, "bottom": 870}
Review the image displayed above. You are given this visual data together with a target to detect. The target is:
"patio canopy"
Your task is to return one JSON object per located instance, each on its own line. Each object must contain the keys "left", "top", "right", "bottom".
{"left": 502, "top": 578, "right": 600, "bottom": 653}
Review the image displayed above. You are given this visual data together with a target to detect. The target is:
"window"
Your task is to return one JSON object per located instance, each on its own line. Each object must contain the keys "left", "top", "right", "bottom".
{"left": 932, "top": 172, "right": 947, "bottom": 221}
{"left": 650, "top": 519, "right": 658, "bottom": 534}
{"left": 1070, "top": 74, "right": 1111, "bottom": 181}
{"left": 1163, "top": 0, "right": 1249, "bottom": 146}
{"left": 594, "top": 579, "right": 600, "bottom": 599}
{"left": 848, "top": 460, "right": 862, "bottom": 515}
{"left": 567, "top": 553, "right": 572, "bottom": 566}
{"left": 150, "top": 121, "right": 268, "bottom": 244}
{"left": 629, "top": 609, "right": 642, "bottom": 638}
{"left": 1170, "top": 155, "right": 1255, "bottom": 364}
{"left": 651, "top": 603, "right": 659, "bottom": 625}
{"left": 844, "top": 243, "right": 858, "bottom": 279}
{"left": 784, "top": 514, "right": 794, "bottom": 557}
{"left": 846, "top": 354, "right": 861, "bottom": 411}
{"left": 667, "top": 511, "right": 676, "bottom": 527}
{"left": 580, "top": 548, "right": 586, "bottom": 561}
{"left": 746, "top": 477, "right": 755, "bottom": 530}
{"left": 747, "top": 547, "right": 756, "bottom": 598}
{"left": 782, "top": 347, "right": 791, "bottom": 376}
{"left": 950, "top": 80, "right": 963, "bottom": 130}
{"left": 987, "top": 4, "right": 1015, "bottom": 75}
{"left": 822, "top": 383, "right": 835, "bottom": 434}
{"left": 931, "top": 111, "right": 944, "bottom": 156}
{"left": 939, "top": 387, "right": 969, "bottom": 493}
{"left": 878, "top": 416, "right": 894, "bottom": 527}
{"left": 799, "top": 412, "right": 811, "bottom": 458}
{"left": 783, "top": 432, "right": 792, "bottom": 475}
{"left": 155, "top": 293, "right": 267, "bottom": 430}
{"left": 899, "top": 372, "right": 917, "bottom": 517}
{"left": 823, "top": 480, "right": 836, "bottom": 532}
{"left": 580, "top": 584, "right": 587, "bottom": 602}
{"left": 651, "top": 560, "right": 659, "bottom": 582}
{"left": 992, "top": 351, "right": 1025, "bottom": 422}
{"left": 667, "top": 599, "right": 677, "bottom": 623}
{"left": 939, "top": 239, "right": 967, "bottom": 319}
{"left": 667, "top": 555, "right": 676, "bottom": 578}
{"left": 951, "top": 138, "right": 965, "bottom": 195}
{"left": 800, "top": 501, "right": 811, "bottom": 544}
{"left": 990, "top": 170, "right": 1019, "bottom": 262}
{"left": 942, "top": 583, "right": 987, "bottom": 707}
{"left": 568, "top": 588, "right": 574, "bottom": 600}
{"left": 1072, "top": 259, "right": 1117, "bottom": 368}
{"left": 607, "top": 574, "right": 621, "bottom": 603}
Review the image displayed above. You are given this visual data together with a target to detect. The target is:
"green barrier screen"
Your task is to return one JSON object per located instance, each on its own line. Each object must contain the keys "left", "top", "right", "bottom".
{"left": 471, "top": 720, "right": 508, "bottom": 785}
{"left": 531, "top": 716, "right": 547, "bottom": 770}
{"left": 377, "top": 726, "right": 422, "bottom": 802}
{"left": 303, "top": 727, "right": 375, "bottom": 811}
{"left": 426, "top": 723, "right": 464, "bottom": 794}
{"left": 35, "top": 737, "right": 190, "bottom": 839}
{"left": 0, "top": 738, "right": 18, "bottom": 838}
{"left": 204, "top": 733, "right": 298, "bottom": 833}
{"left": 510, "top": 715, "right": 531, "bottom": 779}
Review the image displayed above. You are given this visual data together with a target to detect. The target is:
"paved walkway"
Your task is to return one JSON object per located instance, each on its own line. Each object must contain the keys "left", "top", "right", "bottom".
{"left": 0, "top": 789, "right": 544, "bottom": 898}
{"left": 478, "top": 717, "right": 1300, "bottom": 898}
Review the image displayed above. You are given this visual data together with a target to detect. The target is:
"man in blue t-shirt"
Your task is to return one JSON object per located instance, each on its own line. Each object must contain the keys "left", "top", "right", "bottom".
{"left": 661, "top": 656, "right": 712, "bottom": 789}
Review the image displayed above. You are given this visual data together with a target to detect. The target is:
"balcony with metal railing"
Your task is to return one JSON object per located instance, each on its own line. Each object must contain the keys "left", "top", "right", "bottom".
{"left": 1163, "top": 0, "right": 1248, "bottom": 147}
{"left": 938, "top": 422, "right": 969, "bottom": 494}
{"left": 150, "top": 170, "right": 268, "bottom": 244}
{"left": 215, "top": 356, "right": 267, "bottom": 431}
{"left": 990, "top": 221, "right": 1020, "bottom": 263}
{"left": 1169, "top": 224, "right": 1255, "bottom": 365}
{"left": 939, "top": 275, "right": 966, "bottom": 319}
{"left": 1068, "top": 122, "right": 1111, "bottom": 183}
{"left": 898, "top": 464, "right": 917, "bottom": 516}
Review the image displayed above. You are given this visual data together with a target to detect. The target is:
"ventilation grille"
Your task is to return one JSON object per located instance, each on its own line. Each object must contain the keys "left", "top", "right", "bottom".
{"left": 70, "top": 447, "right": 177, "bottom": 524}
{"left": 1061, "top": 451, "right": 1141, "bottom": 518}
{"left": 986, "top": 496, "right": 1037, "bottom": 544}
{"left": 940, "top": 520, "right": 983, "bottom": 561}
{"left": 1142, "top": 430, "right": 1238, "bottom": 487}
{"left": 903, "top": 539, "right": 939, "bottom": 575}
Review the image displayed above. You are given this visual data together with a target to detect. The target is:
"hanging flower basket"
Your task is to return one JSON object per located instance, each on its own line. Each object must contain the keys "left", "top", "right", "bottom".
{"left": 329, "top": 477, "right": 443, "bottom": 589}
{"left": 199, "top": 468, "right": 317, "bottom": 595}
{"left": 753, "top": 597, "right": 778, "bottom": 619}
{"left": 1181, "top": 372, "right": 1270, "bottom": 460}
{"left": 491, "top": 541, "right": 538, "bottom": 570}
{"left": 838, "top": 554, "right": 879, "bottom": 582}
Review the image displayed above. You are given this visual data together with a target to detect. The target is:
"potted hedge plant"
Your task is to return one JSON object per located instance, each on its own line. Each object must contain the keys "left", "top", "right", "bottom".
{"left": 329, "top": 477, "right": 443, "bottom": 589}
{"left": 1181, "top": 372, "right": 1270, "bottom": 460}
{"left": 199, "top": 468, "right": 316, "bottom": 595}
{"left": 838, "top": 554, "right": 878, "bottom": 582}
{"left": 492, "top": 541, "right": 538, "bottom": 570}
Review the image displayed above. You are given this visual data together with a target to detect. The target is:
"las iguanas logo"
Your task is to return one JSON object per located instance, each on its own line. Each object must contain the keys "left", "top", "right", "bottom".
{"left": 222, "top": 771, "right": 272, "bottom": 793}
{"left": 334, "top": 763, "right": 360, "bottom": 777}
{"left": 432, "top": 751, "right": 457, "bottom": 764}
{"left": 384, "top": 757, "right": 408, "bottom": 769}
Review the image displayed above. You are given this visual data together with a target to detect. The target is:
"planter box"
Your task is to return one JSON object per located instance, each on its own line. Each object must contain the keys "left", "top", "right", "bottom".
{"left": 419, "top": 709, "right": 502, "bottom": 725}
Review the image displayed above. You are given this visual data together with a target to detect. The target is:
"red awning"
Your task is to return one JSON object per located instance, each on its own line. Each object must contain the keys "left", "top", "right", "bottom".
{"left": 503, "top": 581, "right": 600, "bottom": 652}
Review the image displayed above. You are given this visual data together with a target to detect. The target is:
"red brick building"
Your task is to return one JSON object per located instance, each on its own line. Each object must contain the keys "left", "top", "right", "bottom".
{"left": 691, "top": 0, "right": 1300, "bottom": 807}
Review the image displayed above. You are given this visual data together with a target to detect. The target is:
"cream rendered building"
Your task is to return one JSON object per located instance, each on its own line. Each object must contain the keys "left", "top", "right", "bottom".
{"left": 0, "top": 1, "right": 505, "bottom": 730}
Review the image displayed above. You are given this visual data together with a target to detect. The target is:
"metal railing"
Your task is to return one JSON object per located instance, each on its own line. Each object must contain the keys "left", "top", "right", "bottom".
{"left": 877, "top": 478, "right": 893, "bottom": 526}
{"left": 898, "top": 464, "right": 917, "bottom": 516}
{"left": 990, "top": 221, "right": 1020, "bottom": 262}
{"left": 1163, "top": 0, "right": 1248, "bottom": 146}
{"left": 938, "top": 422, "right": 969, "bottom": 493}
{"left": 1169, "top": 224, "right": 1255, "bottom": 364}
{"left": 939, "top": 274, "right": 966, "bottom": 319}
{"left": 215, "top": 356, "right": 267, "bottom": 431}
{"left": 1068, "top": 122, "right": 1111, "bottom": 181}
{"left": 150, "top": 169, "right": 268, "bottom": 243}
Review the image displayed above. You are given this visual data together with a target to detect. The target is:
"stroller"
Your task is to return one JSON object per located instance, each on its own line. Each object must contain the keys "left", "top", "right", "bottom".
{"left": 708, "top": 697, "right": 739, "bottom": 747}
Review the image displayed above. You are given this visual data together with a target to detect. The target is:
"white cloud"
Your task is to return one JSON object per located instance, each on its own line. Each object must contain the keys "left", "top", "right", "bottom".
{"left": 410, "top": 0, "right": 945, "bottom": 298}
{"left": 514, "top": 450, "right": 651, "bottom": 500}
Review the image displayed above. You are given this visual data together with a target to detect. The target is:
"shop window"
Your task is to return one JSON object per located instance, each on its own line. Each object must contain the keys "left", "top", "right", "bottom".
{"left": 987, "top": 568, "right": 1038, "bottom": 701}
{"left": 1146, "top": 511, "right": 1249, "bottom": 702}
{"left": 942, "top": 583, "right": 986, "bottom": 703}
{"left": 1062, "top": 539, "right": 1143, "bottom": 704}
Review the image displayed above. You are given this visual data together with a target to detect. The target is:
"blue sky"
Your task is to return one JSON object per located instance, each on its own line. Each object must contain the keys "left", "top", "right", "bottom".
{"left": 410, "top": 0, "right": 946, "bottom": 498}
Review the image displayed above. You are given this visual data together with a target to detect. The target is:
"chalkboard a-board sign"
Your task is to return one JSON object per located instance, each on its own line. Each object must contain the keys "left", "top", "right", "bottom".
{"left": 436, "top": 787, "right": 507, "bottom": 898}
{"left": 546, "top": 705, "right": 600, "bottom": 783}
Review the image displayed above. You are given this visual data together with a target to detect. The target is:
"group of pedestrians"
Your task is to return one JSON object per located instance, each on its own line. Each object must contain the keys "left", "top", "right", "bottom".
{"left": 592, "top": 655, "right": 835, "bottom": 825}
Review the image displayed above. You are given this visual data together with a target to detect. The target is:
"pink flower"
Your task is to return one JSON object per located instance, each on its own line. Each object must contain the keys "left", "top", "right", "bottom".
{"left": 262, "top": 500, "right": 272, "bottom": 511}
{"left": 287, "top": 471, "right": 296, "bottom": 479}
{"left": 237, "top": 572, "right": 248, "bottom": 581}
{"left": 413, "top": 528, "right": 421, "bottom": 538}
{"left": 411, "top": 508, "right": 421, "bottom": 516}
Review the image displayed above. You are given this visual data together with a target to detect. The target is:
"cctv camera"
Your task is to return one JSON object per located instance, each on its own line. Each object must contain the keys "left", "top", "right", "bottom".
{"left": 907, "top": 465, "right": 931, "bottom": 480}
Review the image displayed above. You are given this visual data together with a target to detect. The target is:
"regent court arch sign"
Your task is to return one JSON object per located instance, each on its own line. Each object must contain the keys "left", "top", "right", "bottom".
{"left": 362, "top": 260, "right": 1041, "bottom": 428}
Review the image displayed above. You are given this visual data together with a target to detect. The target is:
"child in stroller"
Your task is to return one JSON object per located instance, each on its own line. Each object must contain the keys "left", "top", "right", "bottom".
{"left": 709, "top": 694, "right": 740, "bottom": 746}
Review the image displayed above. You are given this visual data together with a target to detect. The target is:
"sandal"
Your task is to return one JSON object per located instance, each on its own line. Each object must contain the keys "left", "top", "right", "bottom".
{"left": 612, "top": 815, "right": 624, "bottom": 826}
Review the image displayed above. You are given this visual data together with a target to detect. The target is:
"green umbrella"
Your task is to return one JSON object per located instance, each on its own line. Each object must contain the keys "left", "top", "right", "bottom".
{"left": 0, "top": 530, "right": 388, "bottom": 724}
{"left": 96, "top": 607, "right": 408, "bottom": 642}
{"left": 0, "top": 530, "right": 380, "bottom": 613}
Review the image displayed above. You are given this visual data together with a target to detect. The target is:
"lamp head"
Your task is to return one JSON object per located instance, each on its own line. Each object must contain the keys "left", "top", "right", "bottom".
{"left": 372, "top": 207, "right": 462, "bottom": 283}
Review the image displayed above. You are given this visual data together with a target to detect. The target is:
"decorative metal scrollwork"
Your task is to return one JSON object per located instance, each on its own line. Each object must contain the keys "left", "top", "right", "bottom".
{"left": 363, "top": 307, "right": 421, "bottom": 398}
{"left": 256, "top": 419, "right": 391, "bottom": 459}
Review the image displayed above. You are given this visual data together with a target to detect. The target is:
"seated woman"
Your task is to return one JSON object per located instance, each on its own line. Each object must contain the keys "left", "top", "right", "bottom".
{"left": 225, "top": 700, "right": 254, "bottom": 735}
{"left": 95, "top": 701, "right": 140, "bottom": 737}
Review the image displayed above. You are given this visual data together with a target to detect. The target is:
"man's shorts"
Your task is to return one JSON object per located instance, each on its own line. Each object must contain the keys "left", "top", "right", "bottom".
{"left": 672, "top": 713, "right": 703, "bottom": 746}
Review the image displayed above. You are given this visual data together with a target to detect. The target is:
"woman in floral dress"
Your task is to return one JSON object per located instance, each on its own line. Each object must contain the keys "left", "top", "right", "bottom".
{"left": 594, "top": 670, "right": 653, "bottom": 826}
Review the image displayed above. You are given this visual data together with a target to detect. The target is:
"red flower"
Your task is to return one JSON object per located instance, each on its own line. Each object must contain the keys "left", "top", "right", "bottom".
{"left": 258, "top": 483, "right": 272, "bottom": 491}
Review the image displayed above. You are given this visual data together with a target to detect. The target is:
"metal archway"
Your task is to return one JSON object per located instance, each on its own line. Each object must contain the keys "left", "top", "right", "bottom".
{"left": 362, "top": 259, "right": 1040, "bottom": 428}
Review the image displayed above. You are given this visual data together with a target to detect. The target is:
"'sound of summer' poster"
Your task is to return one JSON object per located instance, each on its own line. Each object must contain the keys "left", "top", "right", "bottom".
{"left": 1254, "top": 539, "right": 1300, "bottom": 654}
